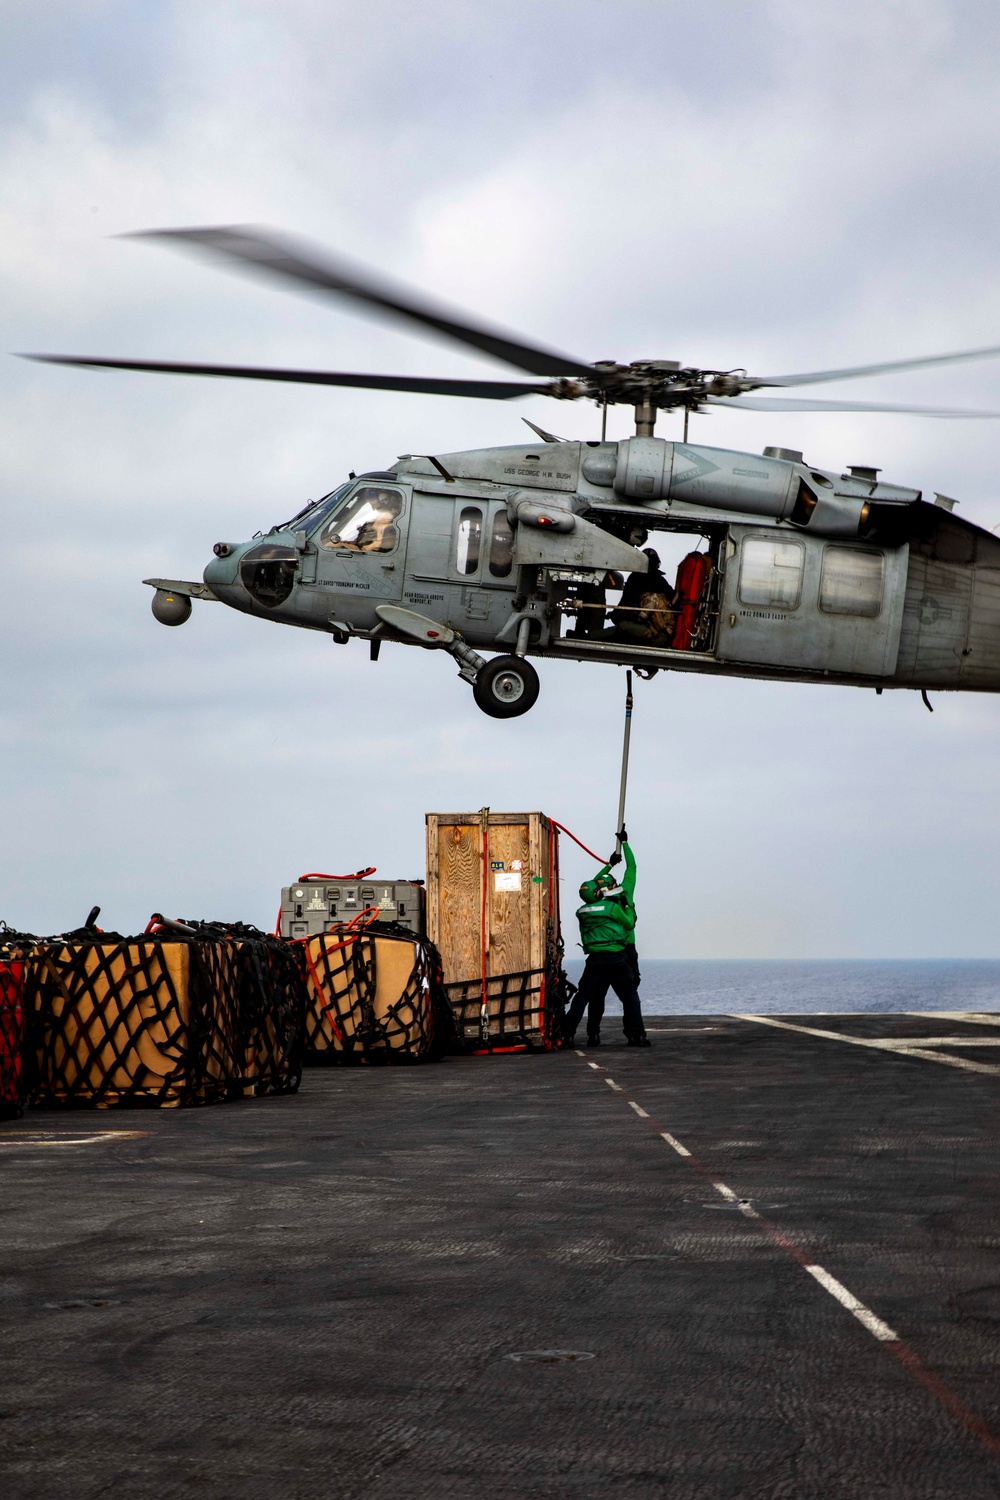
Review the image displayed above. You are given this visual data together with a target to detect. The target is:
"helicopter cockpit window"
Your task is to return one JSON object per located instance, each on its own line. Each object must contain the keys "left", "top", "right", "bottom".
{"left": 488, "top": 509, "right": 514, "bottom": 577}
{"left": 738, "top": 538, "right": 805, "bottom": 611}
{"left": 456, "top": 506, "right": 483, "bottom": 575}
{"left": 276, "top": 482, "right": 352, "bottom": 534}
{"left": 820, "top": 546, "right": 884, "bottom": 617}
{"left": 318, "top": 486, "right": 403, "bottom": 553}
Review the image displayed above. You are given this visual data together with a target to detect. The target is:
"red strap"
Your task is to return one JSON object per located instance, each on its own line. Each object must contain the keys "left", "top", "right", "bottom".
{"left": 300, "top": 941, "right": 345, "bottom": 1042}
{"left": 297, "top": 868, "right": 376, "bottom": 881}
{"left": 550, "top": 820, "right": 608, "bottom": 865}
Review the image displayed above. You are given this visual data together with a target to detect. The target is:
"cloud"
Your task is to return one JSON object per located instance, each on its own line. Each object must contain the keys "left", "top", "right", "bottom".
{"left": 3, "top": 0, "right": 1000, "bottom": 954}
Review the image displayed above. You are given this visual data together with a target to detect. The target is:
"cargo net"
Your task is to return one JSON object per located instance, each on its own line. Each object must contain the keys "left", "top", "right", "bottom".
{"left": 445, "top": 961, "right": 573, "bottom": 1053}
{"left": 6, "top": 921, "right": 306, "bottom": 1109}
{"left": 300, "top": 919, "right": 454, "bottom": 1064}
{"left": 0, "top": 955, "right": 28, "bottom": 1119}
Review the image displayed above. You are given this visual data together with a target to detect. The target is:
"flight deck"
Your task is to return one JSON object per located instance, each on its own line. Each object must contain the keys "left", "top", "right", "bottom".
{"left": 3, "top": 1012, "right": 1000, "bottom": 1498}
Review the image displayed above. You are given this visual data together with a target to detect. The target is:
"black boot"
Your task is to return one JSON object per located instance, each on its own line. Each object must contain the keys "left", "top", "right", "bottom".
{"left": 627, "top": 1034, "right": 652, "bottom": 1048}
{"left": 586, "top": 1033, "right": 601, "bottom": 1048}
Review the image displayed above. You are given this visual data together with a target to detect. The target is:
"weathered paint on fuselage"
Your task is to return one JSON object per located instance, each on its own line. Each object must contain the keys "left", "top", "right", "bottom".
{"left": 200, "top": 441, "right": 1000, "bottom": 695}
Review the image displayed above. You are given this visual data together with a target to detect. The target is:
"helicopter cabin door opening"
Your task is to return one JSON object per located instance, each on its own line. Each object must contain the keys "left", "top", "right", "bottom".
{"left": 309, "top": 479, "right": 410, "bottom": 607}
{"left": 553, "top": 527, "right": 721, "bottom": 656}
{"left": 715, "top": 526, "right": 909, "bottom": 677}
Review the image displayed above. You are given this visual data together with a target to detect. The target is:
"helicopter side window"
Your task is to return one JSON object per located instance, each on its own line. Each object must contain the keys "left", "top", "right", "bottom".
{"left": 820, "top": 546, "right": 884, "bottom": 618}
{"left": 738, "top": 538, "right": 804, "bottom": 611}
{"left": 318, "top": 486, "right": 403, "bottom": 553}
{"left": 456, "top": 506, "right": 483, "bottom": 575}
{"left": 488, "top": 509, "right": 514, "bottom": 578}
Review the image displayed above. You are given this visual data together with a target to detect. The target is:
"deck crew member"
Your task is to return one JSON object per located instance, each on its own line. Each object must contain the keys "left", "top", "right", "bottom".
{"left": 563, "top": 833, "right": 649, "bottom": 1048}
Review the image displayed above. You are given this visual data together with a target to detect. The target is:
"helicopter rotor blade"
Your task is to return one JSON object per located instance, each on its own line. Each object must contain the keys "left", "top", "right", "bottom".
{"left": 20, "top": 354, "right": 551, "bottom": 400}
{"left": 755, "top": 344, "right": 1000, "bottom": 389}
{"left": 706, "top": 395, "right": 1000, "bottom": 417}
{"left": 124, "top": 225, "right": 595, "bottom": 380}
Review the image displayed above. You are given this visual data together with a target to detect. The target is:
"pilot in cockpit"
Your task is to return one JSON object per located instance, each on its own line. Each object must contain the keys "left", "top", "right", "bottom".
{"left": 320, "top": 487, "right": 403, "bottom": 553}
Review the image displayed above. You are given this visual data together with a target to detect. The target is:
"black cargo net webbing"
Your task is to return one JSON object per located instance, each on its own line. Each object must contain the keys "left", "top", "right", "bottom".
{"left": 9, "top": 924, "right": 305, "bottom": 1109}
{"left": 300, "top": 919, "right": 453, "bottom": 1064}
{"left": 176, "top": 922, "right": 306, "bottom": 1098}
{"left": 445, "top": 960, "right": 572, "bottom": 1053}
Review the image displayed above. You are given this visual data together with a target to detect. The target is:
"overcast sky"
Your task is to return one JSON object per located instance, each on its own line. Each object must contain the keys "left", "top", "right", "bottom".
{"left": 4, "top": 0, "right": 1000, "bottom": 956}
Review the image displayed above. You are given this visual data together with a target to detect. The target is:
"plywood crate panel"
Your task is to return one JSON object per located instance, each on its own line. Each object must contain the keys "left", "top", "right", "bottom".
{"left": 425, "top": 811, "right": 565, "bottom": 1049}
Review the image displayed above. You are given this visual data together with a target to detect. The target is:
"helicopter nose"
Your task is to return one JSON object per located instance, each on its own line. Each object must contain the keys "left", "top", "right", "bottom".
{"left": 203, "top": 546, "right": 242, "bottom": 589}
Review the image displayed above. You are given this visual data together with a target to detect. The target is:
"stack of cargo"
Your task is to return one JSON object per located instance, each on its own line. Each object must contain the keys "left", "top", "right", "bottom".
{"left": 278, "top": 871, "right": 450, "bottom": 1064}
{"left": 425, "top": 810, "right": 570, "bottom": 1052}
{"left": 7, "top": 921, "right": 305, "bottom": 1109}
{"left": 299, "top": 918, "right": 452, "bottom": 1064}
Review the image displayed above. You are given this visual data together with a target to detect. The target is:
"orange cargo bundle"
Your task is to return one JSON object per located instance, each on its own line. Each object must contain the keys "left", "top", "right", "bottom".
{"left": 300, "top": 918, "right": 452, "bottom": 1063}
{"left": 20, "top": 921, "right": 305, "bottom": 1108}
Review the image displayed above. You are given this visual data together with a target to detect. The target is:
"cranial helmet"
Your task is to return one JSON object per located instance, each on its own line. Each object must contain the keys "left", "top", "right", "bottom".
{"left": 579, "top": 876, "right": 608, "bottom": 903}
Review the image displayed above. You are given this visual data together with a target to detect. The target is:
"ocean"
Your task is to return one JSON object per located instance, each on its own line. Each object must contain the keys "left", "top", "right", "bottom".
{"left": 562, "top": 959, "right": 1000, "bottom": 1015}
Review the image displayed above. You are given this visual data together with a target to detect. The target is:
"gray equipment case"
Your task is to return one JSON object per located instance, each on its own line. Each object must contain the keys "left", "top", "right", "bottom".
{"left": 279, "top": 877, "right": 426, "bottom": 939}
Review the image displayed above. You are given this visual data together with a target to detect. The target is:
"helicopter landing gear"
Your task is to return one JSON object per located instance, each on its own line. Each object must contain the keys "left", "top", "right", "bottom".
{"left": 473, "top": 655, "right": 540, "bottom": 719}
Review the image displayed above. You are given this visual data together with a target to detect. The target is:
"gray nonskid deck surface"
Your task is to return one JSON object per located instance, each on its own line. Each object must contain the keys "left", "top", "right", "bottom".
{"left": 2, "top": 1014, "right": 1000, "bottom": 1499}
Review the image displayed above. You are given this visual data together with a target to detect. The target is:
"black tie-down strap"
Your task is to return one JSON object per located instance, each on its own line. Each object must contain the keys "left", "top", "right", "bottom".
{"left": 300, "top": 920, "right": 454, "bottom": 1064}
{"left": 16, "top": 925, "right": 306, "bottom": 1108}
{"left": 445, "top": 962, "right": 571, "bottom": 1053}
{"left": 0, "top": 955, "right": 29, "bottom": 1119}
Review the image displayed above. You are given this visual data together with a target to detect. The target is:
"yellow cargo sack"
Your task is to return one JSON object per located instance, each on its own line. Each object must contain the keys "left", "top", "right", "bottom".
{"left": 301, "top": 923, "right": 449, "bottom": 1063}
{"left": 27, "top": 932, "right": 303, "bottom": 1107}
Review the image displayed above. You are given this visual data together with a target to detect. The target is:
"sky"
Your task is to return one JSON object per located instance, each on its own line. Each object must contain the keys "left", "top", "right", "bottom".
{"left": 4, "top": 0, "right": 1000, "bottom": 956}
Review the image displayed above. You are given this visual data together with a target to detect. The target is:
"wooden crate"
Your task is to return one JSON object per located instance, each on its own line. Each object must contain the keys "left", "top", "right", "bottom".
{"left": 425, "top": 810, "right": 564, "bottom": 1048}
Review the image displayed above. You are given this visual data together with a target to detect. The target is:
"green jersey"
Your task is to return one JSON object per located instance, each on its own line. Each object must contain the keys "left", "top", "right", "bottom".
{"left": 576, "top": 843, "right": 637, "bottom": 954}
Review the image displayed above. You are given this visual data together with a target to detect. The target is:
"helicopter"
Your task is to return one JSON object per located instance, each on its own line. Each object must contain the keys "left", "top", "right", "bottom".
{"left": 25, "top": 225, "right": 1000, "bottom": 718}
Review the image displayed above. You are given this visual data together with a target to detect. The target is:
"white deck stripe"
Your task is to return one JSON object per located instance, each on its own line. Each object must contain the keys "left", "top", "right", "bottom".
{"left": 595, "top": 1067, "right": 902, "bottom": 1348}
{"left": 804, "top": 1264, "right": 899, "bottom": 1341}
{"left": 605, "top": 1077, "right": 622, "bottom": 1092}
{"left": 660, "top": 1132, "right": 691, "bottom": 1156}
{"left": 907, "top": 1012, "right": 1000, "bottom": 1029}
{"left": 894, "top": 1037, "right": 1000, "bottom": 1047}
{"left": 736, "top": 1014, "right": 1000, "bottom": 1077}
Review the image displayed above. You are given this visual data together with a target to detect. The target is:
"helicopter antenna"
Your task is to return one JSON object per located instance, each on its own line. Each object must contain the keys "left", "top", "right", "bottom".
{"left": 521, "top": 418, "right": 564, "bottom": 444}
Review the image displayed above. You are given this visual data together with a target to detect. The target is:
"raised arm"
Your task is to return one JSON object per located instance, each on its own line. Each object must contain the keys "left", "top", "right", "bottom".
{"left": 621, "top": 842, "right": 637, "bottom": 901}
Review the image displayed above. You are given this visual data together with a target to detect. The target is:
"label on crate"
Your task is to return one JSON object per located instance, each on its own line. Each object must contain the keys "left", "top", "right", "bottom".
{"left": 495, "top": 872, "right": 521, "bottom": 892}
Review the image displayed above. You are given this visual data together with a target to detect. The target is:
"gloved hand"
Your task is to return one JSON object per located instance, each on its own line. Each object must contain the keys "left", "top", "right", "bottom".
{"left": 608, "top": 850, "right": 622, "bottom": 868}
{"left": 617, "top": 827, "right": 628, "bottom": 845}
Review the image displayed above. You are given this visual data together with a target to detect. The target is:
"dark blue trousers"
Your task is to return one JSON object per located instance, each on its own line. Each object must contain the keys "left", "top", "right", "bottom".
{"left": 564, "top": 946, "right": 645, "bottom": 1041}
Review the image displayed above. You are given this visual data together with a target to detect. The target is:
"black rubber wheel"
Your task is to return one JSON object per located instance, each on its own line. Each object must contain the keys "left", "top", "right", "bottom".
{"left": 473, "top": 655, "right": 540, "bottom": 718}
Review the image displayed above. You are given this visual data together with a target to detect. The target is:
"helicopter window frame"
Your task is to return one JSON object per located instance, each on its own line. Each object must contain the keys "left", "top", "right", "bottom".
{"left": 456, "top": 505, "right": 484, "bottom": 576}
{"left": 278, "top": 482, "right": 353, "bottom": 535}
{"left": 317, "top": 485, "right": 405, "bottom": 554}
{"left": 488, "top": 508, "right": 514, "bottom": 578}
{"left": 737, "top": 536, "right": 805, "bottom": 612}
{"left": 819, "top": 545, "right": 885, "bottom": 618}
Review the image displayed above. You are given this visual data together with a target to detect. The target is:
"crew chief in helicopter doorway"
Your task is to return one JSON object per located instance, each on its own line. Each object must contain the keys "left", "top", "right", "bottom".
{"left": 562, "top": 833, "right": 649, "bottom": 1047}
